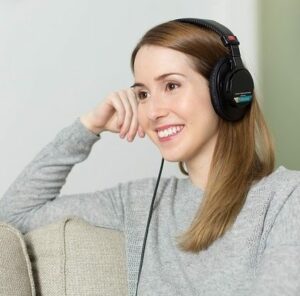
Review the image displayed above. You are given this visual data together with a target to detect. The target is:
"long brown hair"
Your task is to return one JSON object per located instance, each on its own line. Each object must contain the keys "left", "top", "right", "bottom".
{"left": 131, "top": 21, "right": 275, "bottom": 252}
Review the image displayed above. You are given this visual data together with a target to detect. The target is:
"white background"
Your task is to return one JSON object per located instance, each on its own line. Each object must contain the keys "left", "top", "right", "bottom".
{"left": 0, "top": 0, "right": 258, "bottom": 197}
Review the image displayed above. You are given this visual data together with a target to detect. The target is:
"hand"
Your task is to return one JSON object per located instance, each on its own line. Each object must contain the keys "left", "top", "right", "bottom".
{"left": 80, "top": 88, "right": 145, "bottom": 141}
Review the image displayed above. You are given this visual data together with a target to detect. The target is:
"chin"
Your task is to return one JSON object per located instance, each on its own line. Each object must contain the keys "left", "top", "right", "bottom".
{"left": 162, "top": 156, "right": 180, "bottom": 162}
{"left": 159, "top": 150, "right": 184, "bottom": 162}
{"left": 150, "top": 135, "right": 188, "bottom": 162}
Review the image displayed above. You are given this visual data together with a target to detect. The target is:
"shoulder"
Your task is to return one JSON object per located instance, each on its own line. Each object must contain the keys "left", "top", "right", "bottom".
{"left": 250, "top": 166, "right": 300, "bottom": 209}
{"left": 254, "top": 166, "right": 300, "bottom": 192}
{"left": 252, "top": 167, "right": 300, "bottom": 247}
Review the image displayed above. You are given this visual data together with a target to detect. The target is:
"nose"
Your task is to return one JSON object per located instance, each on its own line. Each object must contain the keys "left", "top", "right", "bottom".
{"left": 146, "top": 97, "right": 169, "bottom": 121}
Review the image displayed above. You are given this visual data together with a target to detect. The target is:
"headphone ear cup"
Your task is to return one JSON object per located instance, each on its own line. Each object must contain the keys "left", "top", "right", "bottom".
{"left": 209, "top": 57, "right": 231, "bottom": 120}
{"left": 209, "top": 58, "right": 253, "bottom": 121}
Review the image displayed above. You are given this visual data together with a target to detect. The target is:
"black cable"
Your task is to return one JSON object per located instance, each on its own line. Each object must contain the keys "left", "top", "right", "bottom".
{"left": 134, "top": 158, "right": 165, "bottom": 296}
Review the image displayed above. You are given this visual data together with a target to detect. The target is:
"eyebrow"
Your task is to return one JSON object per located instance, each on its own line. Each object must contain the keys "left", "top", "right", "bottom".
{"left": 131, "top": 72, "right": 186, "bottom": 88}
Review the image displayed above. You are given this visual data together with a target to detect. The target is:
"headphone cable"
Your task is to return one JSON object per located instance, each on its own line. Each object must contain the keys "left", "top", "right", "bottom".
{"left": 134, "top": 158, "right": 165, "bottom": 296}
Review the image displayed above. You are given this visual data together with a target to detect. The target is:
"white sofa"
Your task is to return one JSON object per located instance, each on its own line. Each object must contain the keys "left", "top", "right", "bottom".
{"left": 0, "top": 217, "right": 128, "bottom": 296}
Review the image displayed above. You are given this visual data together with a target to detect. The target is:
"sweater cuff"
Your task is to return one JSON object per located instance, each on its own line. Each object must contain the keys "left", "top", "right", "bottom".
{"left": 72, "top": 118, "right": 101, "bottom": 140}
{"left": 52, "top": 118, "right": 101, "bottom": 153}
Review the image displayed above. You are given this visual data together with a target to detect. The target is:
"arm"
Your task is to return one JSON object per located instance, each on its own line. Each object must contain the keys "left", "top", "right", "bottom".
{"left": 0, "top": 88, "right": 144, "bottom": 233}
{"left": 0, "top": 119, "right": 125, "bottom": 233}
{"left": 251, "top": 185, "right": 300, "bottom": 295}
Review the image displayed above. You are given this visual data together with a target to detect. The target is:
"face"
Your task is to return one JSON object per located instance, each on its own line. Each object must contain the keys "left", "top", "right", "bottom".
{"left": 133, "top": 45, "right": 219, "bottom": 166}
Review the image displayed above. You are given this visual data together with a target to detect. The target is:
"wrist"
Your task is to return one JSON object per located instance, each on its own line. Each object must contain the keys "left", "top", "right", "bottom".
{"left": 80, "top": 113, "right": 104, "bottom": 135}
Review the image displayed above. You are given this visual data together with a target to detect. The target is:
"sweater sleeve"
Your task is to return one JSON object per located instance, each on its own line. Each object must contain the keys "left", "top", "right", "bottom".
{"left": 251, "top": 184, "right": 300, "bottom": 295}
{"left": 0, "top": 119, "right": 125, "bottom": 233}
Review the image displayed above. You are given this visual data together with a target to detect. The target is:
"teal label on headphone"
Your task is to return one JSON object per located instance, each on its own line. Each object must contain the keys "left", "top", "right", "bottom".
{"left": 234, "top": 94, "right": 253, "bottom": 104}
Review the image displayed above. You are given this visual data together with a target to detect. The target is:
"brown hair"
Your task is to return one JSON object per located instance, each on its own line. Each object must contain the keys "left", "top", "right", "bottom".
{"left": 131, "top": 21, "right": 275, "bottom": 252}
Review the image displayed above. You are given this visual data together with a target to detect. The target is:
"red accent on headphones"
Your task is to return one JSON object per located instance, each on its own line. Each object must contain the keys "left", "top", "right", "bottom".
{"left": 228, "top": 35, "right": 237, "bottom": 41}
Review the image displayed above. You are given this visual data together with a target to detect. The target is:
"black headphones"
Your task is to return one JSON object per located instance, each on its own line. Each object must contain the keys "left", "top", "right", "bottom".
{"left": 174, "top": 18, "right": 254, "bottom": 121}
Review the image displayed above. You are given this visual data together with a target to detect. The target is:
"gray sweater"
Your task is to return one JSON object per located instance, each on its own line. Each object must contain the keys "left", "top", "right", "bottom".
{"left": 1, "top": 119, "right": 300, "bottom": 296}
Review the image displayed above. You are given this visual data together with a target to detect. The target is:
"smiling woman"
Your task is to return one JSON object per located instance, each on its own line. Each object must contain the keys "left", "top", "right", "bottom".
{"left": 129, "top": 21, "right": 273, "bottom": 253}
{"left": 1, "top": 18, "right": 300, "bottom": 296}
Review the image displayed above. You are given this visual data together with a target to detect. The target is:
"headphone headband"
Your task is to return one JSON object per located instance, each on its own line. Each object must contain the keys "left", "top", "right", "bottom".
{"left": 175, "top": 18, "right": 238, "bottom": 44}
{"left": 175, "top": 18, "right": 243, "bottom": 68}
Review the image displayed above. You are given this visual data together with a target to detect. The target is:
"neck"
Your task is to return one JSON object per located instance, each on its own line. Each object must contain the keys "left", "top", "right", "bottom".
{"left": 185, "top": 138, "right": 217, "bottom": 191}
{"left": 186, "top": 159, "right": 211, "bottom": 191}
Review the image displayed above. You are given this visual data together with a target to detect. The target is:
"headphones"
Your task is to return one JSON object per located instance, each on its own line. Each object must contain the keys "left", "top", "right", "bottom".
{"left": 174, "top": 18, "right": 254, "bottom": 121}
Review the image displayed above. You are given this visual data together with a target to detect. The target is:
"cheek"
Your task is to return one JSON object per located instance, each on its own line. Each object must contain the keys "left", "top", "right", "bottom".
{"left": 181, "top": 93, "right": 219, "bottom": 129}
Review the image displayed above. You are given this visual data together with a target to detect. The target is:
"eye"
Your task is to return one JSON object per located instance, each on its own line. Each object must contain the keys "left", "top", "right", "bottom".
{"left": 166, "top": 82, "right": 179, "bottom": 91}
{"left": 137, "top": 90, "right": 149, "bottom": 101}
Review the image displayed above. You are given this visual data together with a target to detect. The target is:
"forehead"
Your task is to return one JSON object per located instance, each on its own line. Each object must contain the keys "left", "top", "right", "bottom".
{"left": 133, "top": 45, "right": 194, "bottom": 78}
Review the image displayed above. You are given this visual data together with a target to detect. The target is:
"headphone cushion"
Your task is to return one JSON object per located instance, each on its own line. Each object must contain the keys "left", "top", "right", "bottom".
{"left": 209, "top": 57, "right": 230, "bottom": 119}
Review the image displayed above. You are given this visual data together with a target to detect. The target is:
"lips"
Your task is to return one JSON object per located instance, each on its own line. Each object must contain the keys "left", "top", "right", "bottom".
{"left": 156, "top": 125, "right": 185, "bottom": 140}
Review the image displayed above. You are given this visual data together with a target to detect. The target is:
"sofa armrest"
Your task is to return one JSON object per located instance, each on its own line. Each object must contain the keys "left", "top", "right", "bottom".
{"left": 0, "top": 222, "right": 35, "bottom": 296}
{"left": 25, "top": 217, "right": 128, "bottom": 296}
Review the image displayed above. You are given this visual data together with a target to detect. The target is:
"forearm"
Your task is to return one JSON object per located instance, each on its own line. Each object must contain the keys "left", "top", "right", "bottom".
{"left": 0, "top": 119, "right": 100, "bottom": 231}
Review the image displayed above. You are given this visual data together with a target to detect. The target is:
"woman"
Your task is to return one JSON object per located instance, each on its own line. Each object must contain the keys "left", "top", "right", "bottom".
{"left": 1, "top": 18, "right": 300, "bottom": 296}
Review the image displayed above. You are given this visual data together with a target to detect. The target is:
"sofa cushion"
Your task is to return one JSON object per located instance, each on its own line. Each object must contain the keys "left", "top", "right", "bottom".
{"left": 25, "top": 217, "right": 127, "bottom": 296}
{"left": 0, "top": 222, "right": 35, "bottom": 296}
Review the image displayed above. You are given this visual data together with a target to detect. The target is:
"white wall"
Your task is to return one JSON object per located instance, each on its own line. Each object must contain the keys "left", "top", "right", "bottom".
{"left": 0, "top": 0, "right": 258, "bottom": 196}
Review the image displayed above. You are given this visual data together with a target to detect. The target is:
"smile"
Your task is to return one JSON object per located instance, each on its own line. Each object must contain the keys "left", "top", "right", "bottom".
{"left": 156, "top": 125, "right": 184, "bottom": 140}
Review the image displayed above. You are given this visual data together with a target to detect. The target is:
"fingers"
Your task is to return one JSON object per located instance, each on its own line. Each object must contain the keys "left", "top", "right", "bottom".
{"left": 109, "top": 94, "right": 126, "bottom": 128}
{"left": 117, "top": 89, "right": 134, "bottom": 139}
{"left": 81, "top": 88, "right": 145, "bottom": 137}
{"left": 114, "top": 88, "right": 144, "bottom": 141}
{"left": 138, "top": 125, "right": 145, "bottom": 138}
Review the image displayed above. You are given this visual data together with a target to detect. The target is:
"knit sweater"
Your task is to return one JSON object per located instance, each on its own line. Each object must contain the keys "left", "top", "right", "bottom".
{"left": 0, "top": 119, "right": 300, "bottom": 296}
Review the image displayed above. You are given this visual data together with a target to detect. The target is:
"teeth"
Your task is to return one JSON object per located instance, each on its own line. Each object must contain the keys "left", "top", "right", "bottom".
{"left": 157, "top": 126, "right": 183, "bottom": 138}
